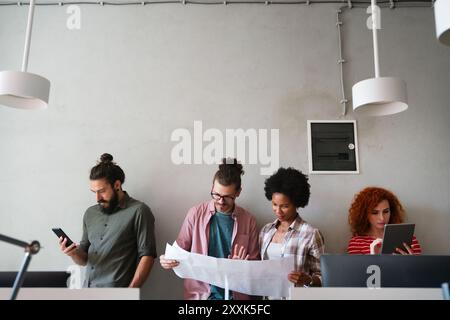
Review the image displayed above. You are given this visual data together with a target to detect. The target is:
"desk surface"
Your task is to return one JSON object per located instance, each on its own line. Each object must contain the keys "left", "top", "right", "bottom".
{"left": 290, "top": 287, "right": 443, "bottom": 300}
{"left": 0, "top": 288, "right": 140, "bottom": 300}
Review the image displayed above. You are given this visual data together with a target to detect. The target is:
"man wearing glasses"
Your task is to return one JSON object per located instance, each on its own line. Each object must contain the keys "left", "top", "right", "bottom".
{"left": 160, "top": 158, "right": 260, "bottom": 300}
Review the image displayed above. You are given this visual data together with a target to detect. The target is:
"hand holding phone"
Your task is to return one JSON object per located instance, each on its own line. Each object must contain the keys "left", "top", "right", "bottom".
{"left": 52, "top": 228, "right": 74, "bottom": 247}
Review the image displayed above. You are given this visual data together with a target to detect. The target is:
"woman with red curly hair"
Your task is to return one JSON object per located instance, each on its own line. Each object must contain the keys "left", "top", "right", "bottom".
{"left": 347, "top": 187, "right": 421, "bottom": 255}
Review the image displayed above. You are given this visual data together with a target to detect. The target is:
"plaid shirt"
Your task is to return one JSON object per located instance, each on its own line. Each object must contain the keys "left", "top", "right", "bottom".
{"left": 259, "top": 214, "right": 324, "bottom": 284}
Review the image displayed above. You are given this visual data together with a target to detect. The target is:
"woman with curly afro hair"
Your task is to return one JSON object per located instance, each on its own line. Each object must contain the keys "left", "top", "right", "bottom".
{"left": 347, "top": 187, "right": 421, "bottom": 255}
{"left": 260, "top": 167, "right": 324, "bottom": 295}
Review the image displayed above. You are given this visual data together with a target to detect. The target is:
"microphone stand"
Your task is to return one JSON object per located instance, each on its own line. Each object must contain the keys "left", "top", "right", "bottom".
{"left": 0, "top": 234, "right": 40, "bottom": 300}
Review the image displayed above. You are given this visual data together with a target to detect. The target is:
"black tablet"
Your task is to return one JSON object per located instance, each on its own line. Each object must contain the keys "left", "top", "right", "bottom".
{"left": 381, "top": 223, "right": 415, "bottom": 254}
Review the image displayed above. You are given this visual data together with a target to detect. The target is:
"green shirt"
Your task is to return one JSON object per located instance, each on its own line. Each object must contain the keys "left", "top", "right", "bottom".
{"left": 208, "top": 211, "right": 234, "bottom": 300}
{"left": 79, "top": 192, "right": 156, "bottom": 287}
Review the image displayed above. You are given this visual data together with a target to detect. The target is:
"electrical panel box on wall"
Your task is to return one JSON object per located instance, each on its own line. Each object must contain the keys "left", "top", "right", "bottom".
{"left": 307, "top": 120, "right": 359, "bottom": 174}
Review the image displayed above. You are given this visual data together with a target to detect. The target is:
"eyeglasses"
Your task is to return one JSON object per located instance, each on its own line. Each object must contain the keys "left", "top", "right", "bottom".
{"left": 210, "top": 192, "right": 236, "bottom": 202}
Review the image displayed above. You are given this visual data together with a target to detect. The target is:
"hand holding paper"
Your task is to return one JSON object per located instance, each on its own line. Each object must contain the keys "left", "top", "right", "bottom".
{"left": 164, "top": 242, "right": 294, "bottom": 298}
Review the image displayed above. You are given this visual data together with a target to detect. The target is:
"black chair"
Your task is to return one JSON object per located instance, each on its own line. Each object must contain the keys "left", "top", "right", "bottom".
{"left": 0, "top": 271, "right": 70, "bottom": 288}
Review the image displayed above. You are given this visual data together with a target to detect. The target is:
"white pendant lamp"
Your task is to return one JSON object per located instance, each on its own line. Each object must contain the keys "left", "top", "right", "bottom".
{"left": 434, "top": 0, "right": 450, "bottom": 46}
{"left": 0, "top": 0, "right": 50, "bottom": 110}
{"left": 352, "top": 0, "right": 408, "bottom": 116}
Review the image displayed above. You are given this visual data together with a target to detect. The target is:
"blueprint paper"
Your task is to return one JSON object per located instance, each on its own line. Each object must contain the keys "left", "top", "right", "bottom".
{"left": 164, "top": 242, "right": 294, "bottom": 297}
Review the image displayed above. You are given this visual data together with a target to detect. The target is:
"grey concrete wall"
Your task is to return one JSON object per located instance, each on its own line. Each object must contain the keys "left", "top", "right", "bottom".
{"left": 0, "top": 3, "right": 449, "bottom": 299}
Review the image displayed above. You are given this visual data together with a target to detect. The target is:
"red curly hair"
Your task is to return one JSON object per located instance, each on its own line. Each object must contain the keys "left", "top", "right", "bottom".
{"left": 348, "top": 187, "right": 405, "bottom": 236}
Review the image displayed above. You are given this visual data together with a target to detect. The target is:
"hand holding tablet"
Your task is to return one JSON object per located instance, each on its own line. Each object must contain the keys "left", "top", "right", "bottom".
{"left": 380, "top": 223, "right": 415, "bottom": 254}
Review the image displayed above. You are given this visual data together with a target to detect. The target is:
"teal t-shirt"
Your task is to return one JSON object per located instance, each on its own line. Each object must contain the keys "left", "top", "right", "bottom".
{"left": 208, "top": 211, "right": 234, "bottom": 300}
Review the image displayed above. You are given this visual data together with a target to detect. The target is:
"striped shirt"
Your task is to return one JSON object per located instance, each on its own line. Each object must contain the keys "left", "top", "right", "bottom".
{"left": 347, "top": 235, "right": 422, "bottom": 255}
{"left": 259, "top": 215, "right": 324, "bottom": 285}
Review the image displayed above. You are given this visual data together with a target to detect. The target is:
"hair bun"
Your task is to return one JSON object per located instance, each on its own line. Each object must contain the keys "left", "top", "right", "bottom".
{"left": 219, "top": 157, "right": 244, "bottom": 176}
{"left": 100, "top": 153, "right": 114, "bottom": 163}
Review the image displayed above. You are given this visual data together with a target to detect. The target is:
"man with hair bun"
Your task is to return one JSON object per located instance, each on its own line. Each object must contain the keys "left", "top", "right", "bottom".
{"left": 160, "top": 158, "right": 260, "bottom": 300}
{"left": 58, "top": 153, "right": 157, "bottom": 288}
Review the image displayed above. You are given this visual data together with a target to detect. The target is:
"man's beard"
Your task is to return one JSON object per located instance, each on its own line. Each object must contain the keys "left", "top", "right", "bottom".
{"left": 98, "top": 190, "right": 119, "bottom": 215}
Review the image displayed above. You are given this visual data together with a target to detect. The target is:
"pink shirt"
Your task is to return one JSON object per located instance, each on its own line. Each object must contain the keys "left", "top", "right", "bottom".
{"left": 176, "top": 200, "right": 260, "bottom": 300}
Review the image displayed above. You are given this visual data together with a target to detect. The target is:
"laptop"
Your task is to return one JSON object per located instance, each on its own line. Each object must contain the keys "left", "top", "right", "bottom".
{"left": 321, "top": 254, "right": 450, "bottom": 288}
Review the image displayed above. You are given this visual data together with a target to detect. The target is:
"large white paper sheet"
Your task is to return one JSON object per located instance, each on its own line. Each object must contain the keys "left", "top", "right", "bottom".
{"left": 165, "top": 242, "right": 294, "bottom": 298}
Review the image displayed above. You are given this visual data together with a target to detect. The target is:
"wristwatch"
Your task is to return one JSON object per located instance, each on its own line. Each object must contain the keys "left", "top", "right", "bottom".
{"left": 309, "top": 275, "right": 315, "bottom": 287}
{"left": 303, "top": 275, "right": 314, "bottom": 287}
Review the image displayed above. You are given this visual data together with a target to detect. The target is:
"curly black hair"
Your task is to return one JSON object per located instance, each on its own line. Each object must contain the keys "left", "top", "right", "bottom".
{"left": 264, "top": 167, "right": 310, "bottom": 208}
